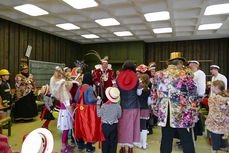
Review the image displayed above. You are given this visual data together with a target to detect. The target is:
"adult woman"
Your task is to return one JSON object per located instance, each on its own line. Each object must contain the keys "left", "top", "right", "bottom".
{"left": 14, "top": 63, "right": 37, "bottom": 121}
{"left": 117, "top": 60, "right": 141, "bottom": 153}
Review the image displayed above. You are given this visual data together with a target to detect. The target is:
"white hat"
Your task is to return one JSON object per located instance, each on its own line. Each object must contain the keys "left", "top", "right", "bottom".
{"left": 188, "top": 60, "right": 200, "bottom": 65}
{"left": 38, "top": 84, "right": 49, "bottom": 96}
{"left": 21, "top": 128, "right": 54, "bottom": 153}
{"left": 210, "top": 65, "right": 220, "bottom": 69}
{"left": 105, "top": 87, "right": 120, "bottom": 103}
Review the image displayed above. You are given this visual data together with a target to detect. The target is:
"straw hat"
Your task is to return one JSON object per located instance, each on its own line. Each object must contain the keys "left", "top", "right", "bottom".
{"left": 21, "top": 128, "right": 54, "bottom": 153}
{"left": 38, "top": 84, "right": 49, "bottom": 96}
{"left": 105, "top": 87, "right": 120, "bottom": 103}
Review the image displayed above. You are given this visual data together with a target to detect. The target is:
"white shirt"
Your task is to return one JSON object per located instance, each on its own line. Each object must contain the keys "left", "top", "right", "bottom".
{"left": 210, "top": 73, "right": 228, "bottom": 96}
{"left": 193, "top": 70, "right": 206, "bottom": 97}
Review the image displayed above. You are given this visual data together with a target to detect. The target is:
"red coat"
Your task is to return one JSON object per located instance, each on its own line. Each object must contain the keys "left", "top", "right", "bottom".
{"left": 92, "top": 67, "right": 114, "bottom": 99}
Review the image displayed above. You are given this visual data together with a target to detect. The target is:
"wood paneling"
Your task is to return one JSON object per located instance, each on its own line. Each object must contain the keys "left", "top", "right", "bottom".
{"left": 81, "top": 41, "right": 145, "bottom": 71}
{"left": 0, "top": 18, "right": 82, "bottom": 86}
{"left": 145, "top": 38, "right": 229, "bottom": 81}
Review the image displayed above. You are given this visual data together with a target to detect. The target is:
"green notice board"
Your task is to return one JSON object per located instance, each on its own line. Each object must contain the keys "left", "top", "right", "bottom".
{"left": 29, "top": 60, "right": 65, "bottom": 87}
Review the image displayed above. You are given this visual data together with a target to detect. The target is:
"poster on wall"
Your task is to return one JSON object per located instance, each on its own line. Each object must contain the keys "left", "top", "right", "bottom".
{"left": 29, "top": 60, "right": 65, "bottom": 87}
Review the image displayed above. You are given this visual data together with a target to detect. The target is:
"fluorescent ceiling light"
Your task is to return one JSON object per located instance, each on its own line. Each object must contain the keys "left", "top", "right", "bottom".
{"left": 114, "top": 31, "right": 133, "bottom": 37}
{"left": 198, "top": 23, "right": 223, "bottom": 30}
{"left": 56, "top": 23, "right": 80, "bottom": 30}
{"left": 153, "top": 27, "right": 172, "bottom": 34}
{"left": 63, "top": 0, "right": 98, "bottom": 9}
{"left": 204, "top": 3, "right": 229, "bottom": 15}
{"left": 14, "top": 4, "right": 48, "bottom": 16}
{"left": 95, "top": 18, "right": 120, "bottom": 26}
{"left": 144, "top": 11, "right": 170, "bottom": 22}
{"left": 81, "top": 34, "right": 99, "bottom": 39}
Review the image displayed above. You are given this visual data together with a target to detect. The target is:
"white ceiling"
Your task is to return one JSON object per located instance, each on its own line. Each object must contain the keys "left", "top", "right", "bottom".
{"left": 0, "top": 0, "right": 229, "bottom": 44}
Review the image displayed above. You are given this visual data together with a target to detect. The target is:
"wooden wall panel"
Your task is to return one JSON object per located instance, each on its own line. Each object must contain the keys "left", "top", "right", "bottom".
{"left": 145, "top": 38, "right": 229, "bottom": 81}
{"left": 0, "top": 18, "right": 82, "bottom": 86}
{"left": 81, "top": 41, "right": 145, "bottom": 71}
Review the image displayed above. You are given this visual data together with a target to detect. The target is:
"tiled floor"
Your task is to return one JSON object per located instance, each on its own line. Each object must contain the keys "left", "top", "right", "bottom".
{"left": 1, "top": 117, "right": 226, "bottom": 153}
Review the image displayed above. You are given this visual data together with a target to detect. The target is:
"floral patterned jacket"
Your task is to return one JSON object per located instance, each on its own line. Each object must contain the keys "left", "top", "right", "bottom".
{"left": 205, "top": 94, "right": 229, "bottom": 137}
{"left": 15, "top": 73, "right": 35, "bottom": 100}
{"left": 153, "top": 65, "right": 198, "bottom": 128}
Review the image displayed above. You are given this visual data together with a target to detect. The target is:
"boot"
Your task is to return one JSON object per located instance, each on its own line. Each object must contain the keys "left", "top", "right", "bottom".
{"left": 128, "top": 147, "right": 133, "bottom": 153}
{"left": 142, "top": 130, "right": 148, "bottom": 149}
{"left": 119, "top": 147, "right": 126, "bottom": 153}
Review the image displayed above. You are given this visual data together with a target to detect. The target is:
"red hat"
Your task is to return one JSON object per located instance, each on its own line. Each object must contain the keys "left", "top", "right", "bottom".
{"left": 117, "top": 70, "right": 138, "bottom": 90}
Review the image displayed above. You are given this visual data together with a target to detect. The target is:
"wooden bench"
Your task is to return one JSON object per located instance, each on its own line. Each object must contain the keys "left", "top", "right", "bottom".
{"left": 0, "top": 116, "right": 11, "bottom": 136}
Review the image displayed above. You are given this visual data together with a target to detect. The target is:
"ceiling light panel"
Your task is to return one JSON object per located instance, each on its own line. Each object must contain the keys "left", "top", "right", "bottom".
{"left": 198, "top": 23, "right": 223, "bottom": 30}
{"left": 63, "top": 0, "right": 98, "bottom": 9}
{"left": 153, "top": 27, "right": 172, "bottom": 34}
{"left": 14, "top": 4, "right": 48, "bottom": 16}
{"left": 114, "top": 31, "right": 133, "bottom": 36}
{"left": 95, "top": 18, "right": 120, "bottom": 26}
{"left": 56, "top": 23, "right": 80, "bottom": 30}
{"left": 144, "top": 11, "right": 170, "bottom": 22}
{"left": 204, "top": 3, "right": 229, "bottom": 15}
{"left": 81, "top": 34, "right": 99, "bottom": 39}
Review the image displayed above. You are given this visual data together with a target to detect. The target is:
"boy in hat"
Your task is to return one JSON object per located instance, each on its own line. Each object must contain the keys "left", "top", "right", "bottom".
{"left": 0, "top": 69, "right": 11, "bottom": 109}
{"left": 92, "top": 56, "right": 115, "bottom": 102}
{"left": 210, "top": 65, "right": 227, "bottom": 96}
{"left": 97, "top": 87, "right": 122, "bottom": 153}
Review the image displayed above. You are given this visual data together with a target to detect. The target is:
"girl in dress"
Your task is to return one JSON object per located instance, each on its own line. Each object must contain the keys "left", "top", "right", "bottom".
{"left": 50, "top": 66, "right": 73, "bottom": 153}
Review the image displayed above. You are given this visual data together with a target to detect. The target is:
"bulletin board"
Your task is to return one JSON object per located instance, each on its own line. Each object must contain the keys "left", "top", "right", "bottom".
{"left": 29, "top": 60, "right": 65, "bottom": 87}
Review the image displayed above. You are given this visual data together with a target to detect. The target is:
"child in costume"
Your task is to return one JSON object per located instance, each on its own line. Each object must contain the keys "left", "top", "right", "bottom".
{"left": 135, "top": 74, "right": 151, "bottom": 149}
{"left": 50, "top": 66, "right": 73, "bottom": 153}
{"left": 97, "top": 87, "right": 122, "bottom": 153}
{"left": 205, "top": 80, "right": 229, "bottom": 153}
{"left": 39, "top": 84, "right": 55, "bottom": 129}
{"left": 74, "top": 71, "right": 104, "bottom": 152}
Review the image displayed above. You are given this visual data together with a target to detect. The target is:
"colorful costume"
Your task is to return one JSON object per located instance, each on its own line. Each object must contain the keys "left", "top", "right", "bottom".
{"left": 153, "top": 52, "right": 198, "bottom": 153}
{"left": 14, "top": 69, "right": 38, "bottom": 120}
{"left": 74, "top": 84, "right": 104, "bottom": 142}
{"left": 40, "top": 85, "right": 55, "bottom": 129}
{"left": 205, "top": 94, "right": 229, "bottom": 140}
{"left": 92, "top": 64, "right": 114, "bottom": 101}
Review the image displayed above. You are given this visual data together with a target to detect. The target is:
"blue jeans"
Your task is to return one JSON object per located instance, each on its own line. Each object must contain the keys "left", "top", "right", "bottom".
{"left": 210, "top": 132, "right": 227, "bottom": 150}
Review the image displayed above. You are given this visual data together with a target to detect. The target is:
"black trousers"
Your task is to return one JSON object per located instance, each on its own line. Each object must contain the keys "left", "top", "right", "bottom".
{"left": 102, "top": 123, "right": 118, "bottom": 153}
{"left": 160, "top": 126, "right": 195, "bottom": 153}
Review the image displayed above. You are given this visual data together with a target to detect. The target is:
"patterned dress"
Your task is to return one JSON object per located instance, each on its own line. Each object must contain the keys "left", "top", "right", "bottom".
{"left": 14, "top": 73, "right": 38, "bottom": 120}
